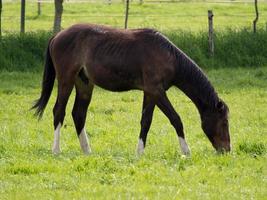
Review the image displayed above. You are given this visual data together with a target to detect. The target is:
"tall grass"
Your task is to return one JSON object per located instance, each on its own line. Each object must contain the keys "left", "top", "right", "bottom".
{"left": 0, "top": 31, "right": 51, "bottom": 71}
{"left": 167, "top": 28, "right": 267, "bottom": 68}
{"left": 0, "top": 28, "right": 267, "bottom": 71}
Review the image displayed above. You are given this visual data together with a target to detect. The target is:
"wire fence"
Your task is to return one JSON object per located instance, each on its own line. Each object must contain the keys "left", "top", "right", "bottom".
{"left": 1, "top": 0, "right": 267, "bottom": 33}
{"left": 4, "top": 0, "right": 267, "bottom": 3}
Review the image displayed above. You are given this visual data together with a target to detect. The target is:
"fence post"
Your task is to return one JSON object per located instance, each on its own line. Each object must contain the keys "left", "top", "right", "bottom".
{"left": 253, "top": 0, "right": 259, "bottom": 33}
{"left": 0, "top": 0, "right": 2, "bottom": 37}
{"left": 38, "top": 0, "right": 41, "bottom": 16}
{"left": 124, "top": 0, "right": 129, "bottom": 29}
{"left": 53, "top": 0, "right": 63, "bottom": 33}
{"left": 208, "top": 10, "right": 214, "bottom": 56}
{"left": 21, "top": 0, "right": 26, "bottom": 34}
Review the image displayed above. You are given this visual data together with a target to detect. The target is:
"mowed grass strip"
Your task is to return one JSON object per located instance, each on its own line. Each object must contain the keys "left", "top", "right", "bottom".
{"left": 2, "top": 1, "right": 267, "bottom": 32}
{"left": 0, "top": 67, "right": 266, "bottom": 199}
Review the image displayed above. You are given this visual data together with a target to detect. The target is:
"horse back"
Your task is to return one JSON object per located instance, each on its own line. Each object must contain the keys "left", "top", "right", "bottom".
{"left": 50, "top": 24, "right": 176, "bottom": 92}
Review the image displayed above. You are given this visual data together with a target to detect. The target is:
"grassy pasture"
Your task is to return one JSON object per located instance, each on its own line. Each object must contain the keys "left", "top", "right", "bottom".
{"left": 0, "top": 1, "right": 267, "bottom": 199}
{"left": 0, "top": 67, "right": 266, "bottom": 199}
{"left": 2, "top": 1, "right": 267, "bottom": 32}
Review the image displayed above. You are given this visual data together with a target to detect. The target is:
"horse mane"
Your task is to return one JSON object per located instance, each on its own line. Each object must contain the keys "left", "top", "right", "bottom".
{"left": 150, "top": 30, "right": 220, "bottom": 110}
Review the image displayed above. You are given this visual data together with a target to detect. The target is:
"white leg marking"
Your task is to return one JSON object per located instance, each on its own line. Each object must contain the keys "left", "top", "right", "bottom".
{"left": 137, "top": 138, "right": 145, "bottom": 155}
{"left": 79, "top": 127, "right": 91, "bottom": 155}
{"left": 52, "top": 123, "right": 61, "bottom": 154}
{"left": 179, "top": 137, "right": 190, "bottom": 156}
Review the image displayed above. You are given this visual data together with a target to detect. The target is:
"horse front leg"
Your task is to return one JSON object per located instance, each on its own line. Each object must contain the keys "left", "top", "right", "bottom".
{"left": 155, "top": 92, "right": 190, "bottom": 156}
{"left": 137, "top": 93, "right": 155, "bottom": 155}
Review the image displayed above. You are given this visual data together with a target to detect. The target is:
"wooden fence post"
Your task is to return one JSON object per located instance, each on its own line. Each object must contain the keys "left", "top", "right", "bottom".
{"left": 0, "top": 0, "right": 2, "bottom": 37}
{"left": 21, "top": 0, "right": 26, "bottom": 34}
{"left": 124, "top": 0, "right": 129, "bottom": 29}
{"left": 208, "top": 10, "right": 214, "bottom": 56}
{"left": 38, "top": 0, "right": 41, "bottom": 16}
{"left": 53, "top": 0, "right": 63, "bottom": 33}
{"left": 253, "top": 0, "right": 259, "bottom": 33}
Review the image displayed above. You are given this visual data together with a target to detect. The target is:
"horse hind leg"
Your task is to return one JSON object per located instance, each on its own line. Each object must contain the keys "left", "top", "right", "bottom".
{"left": 52, "top": 77, "right": 75, "bottom": 154}
{"left": 72, "top": 72, "right": 94, "bottom": 155}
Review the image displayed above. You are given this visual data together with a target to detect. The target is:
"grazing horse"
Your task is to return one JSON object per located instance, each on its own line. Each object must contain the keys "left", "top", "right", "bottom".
{"left": 32, "top": 24, "right": 230, "bottom": 155}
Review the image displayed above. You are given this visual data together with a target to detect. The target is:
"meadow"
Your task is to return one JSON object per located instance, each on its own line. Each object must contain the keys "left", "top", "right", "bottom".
{"left": 0, "top": 67, "right": 266, "bottom": 199}
{"left": 0, "top": 1, "right": 267, "bottom": 199}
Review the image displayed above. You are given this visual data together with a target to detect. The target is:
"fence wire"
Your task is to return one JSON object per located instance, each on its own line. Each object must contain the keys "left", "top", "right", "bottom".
{"left": 3, "top": 0, "right": 267, "bottom": 3}
{"left": 1, "top": 0, "right": 267, "bottom": 33}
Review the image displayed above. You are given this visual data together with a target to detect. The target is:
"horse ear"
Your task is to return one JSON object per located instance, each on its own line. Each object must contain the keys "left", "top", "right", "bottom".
{"left": 216, "top": 101, "right": 224, "bottom": 112}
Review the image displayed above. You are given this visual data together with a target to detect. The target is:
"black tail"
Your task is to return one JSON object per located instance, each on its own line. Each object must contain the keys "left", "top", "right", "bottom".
{"left": 32, "top": 38, "right": 55, "bottom": 119}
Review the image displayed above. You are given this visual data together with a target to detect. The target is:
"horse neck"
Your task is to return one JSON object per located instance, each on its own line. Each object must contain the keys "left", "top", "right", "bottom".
{"left": 173, "top": 50, "right": 219, "bottom": 114}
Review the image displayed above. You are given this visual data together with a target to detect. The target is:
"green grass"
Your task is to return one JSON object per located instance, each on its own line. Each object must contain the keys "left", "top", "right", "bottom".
{"left": 0, "top": 67, "right": 266, "bottom": 199}
{"left": 2, "top": 1, "right": 267, "bottom": 32}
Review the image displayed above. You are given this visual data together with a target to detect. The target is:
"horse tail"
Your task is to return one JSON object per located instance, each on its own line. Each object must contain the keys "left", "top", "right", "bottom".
{"left": 32, "top": 37, "right": 55, "bottom": 119}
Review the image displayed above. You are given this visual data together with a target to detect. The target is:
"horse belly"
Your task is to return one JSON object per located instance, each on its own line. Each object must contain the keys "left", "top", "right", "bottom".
{"left": 89, "top": 65, "right": 142, "bottom": 92}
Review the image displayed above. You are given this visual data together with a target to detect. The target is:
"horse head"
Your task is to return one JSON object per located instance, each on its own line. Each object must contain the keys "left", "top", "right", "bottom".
{"left": 201, "top": 100, "right": 231, "bottom": 152}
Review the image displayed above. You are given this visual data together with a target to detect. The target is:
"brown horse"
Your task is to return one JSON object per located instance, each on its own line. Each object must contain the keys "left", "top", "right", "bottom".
{"left": 32, "top": 23, "right": 230, "bottom": 155}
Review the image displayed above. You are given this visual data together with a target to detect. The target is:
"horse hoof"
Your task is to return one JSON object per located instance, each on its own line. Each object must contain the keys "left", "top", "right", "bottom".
{"left": 136, "top": 139, "right": 145, "bottom": 155}
{"left": 83, "top": 148, "right": 91, "bottom": 155}
{"left": 52, "top": 148, "right": 60, "bottom": 155}
{"left": 137, "top": 149, "right": 144, "bottom": 156}
{"left": 181, "top": 151, "right": 190, "bottom": 157}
